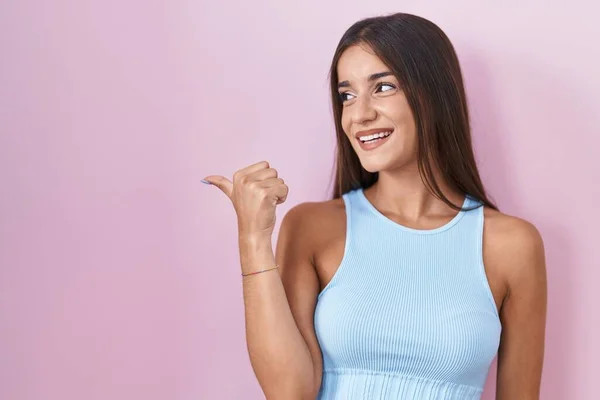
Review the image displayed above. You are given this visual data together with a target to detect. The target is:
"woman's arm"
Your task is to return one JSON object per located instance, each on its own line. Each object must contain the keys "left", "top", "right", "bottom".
{"left": 241, "top": 203, "right": 322, "bottom": 400}
{"left": 490, "top": 216, "right": 547, "bottom": 399}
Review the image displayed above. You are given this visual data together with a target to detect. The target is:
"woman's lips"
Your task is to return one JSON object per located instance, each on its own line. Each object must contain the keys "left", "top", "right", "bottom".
{"left": 357, "top": 131, "right": 393, "bottom": 151}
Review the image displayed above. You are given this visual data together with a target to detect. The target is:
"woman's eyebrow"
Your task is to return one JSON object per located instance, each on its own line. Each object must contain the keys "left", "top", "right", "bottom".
{"left": 337, "top": 71, "right": 394, "bottom": 89}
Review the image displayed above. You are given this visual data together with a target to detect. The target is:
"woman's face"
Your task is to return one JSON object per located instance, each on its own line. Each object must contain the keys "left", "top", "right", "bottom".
{"left": 337, "top": 44, "right": 418, "bottom": 173}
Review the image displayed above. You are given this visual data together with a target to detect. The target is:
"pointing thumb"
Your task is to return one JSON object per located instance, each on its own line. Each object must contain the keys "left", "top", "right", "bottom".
{"left": 203, "top": 175, "right": 234, "bottom": 199}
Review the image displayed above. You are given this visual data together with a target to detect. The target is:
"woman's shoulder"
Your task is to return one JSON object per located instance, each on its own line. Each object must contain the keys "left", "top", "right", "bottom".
{"left": 280, "top": 197, "right": 346, "bottom": 249}
{"left": 481, "top": 206, "right": 545, "bottom": 288}
{"left": 283, "top": 197, "right": 346, "bottom": 230}
{"left": 482, "top": 206, "right": 543, "bottom": 249}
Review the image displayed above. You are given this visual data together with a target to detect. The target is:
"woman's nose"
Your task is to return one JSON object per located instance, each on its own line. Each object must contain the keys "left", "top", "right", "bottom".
{"left": 351, "top": 97, "right": 377, "bottom": 124}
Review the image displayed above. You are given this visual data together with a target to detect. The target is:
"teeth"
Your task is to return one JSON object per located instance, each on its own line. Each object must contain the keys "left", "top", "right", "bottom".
{"left": 359, "top": 131, "right": 392, "bottom": 142}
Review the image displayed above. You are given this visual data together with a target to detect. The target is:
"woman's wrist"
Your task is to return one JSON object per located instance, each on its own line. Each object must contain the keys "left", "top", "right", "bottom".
{"left": 238, "top": 233, "right": 276, "bottom": 275}
{"left": 238, "top": 226, "right": 272, "bottom": 242}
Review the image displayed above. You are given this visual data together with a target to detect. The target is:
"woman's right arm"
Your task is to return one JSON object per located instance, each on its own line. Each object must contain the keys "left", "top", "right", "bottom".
{"left": 240, "top": 203, "right": 323, "bottom": 400}
{"left": 204, "top": 162, "right": 322, "bottom": 399}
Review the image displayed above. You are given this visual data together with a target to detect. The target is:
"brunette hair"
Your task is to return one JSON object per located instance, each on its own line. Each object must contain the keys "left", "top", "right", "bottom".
{"left": 329, "top": 12, "right": 497, "bottom": 211}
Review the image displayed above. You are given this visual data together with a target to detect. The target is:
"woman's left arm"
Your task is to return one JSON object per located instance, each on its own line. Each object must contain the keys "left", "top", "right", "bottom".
{"left": 494, "top": 218, "right": 548, "bottom": 400}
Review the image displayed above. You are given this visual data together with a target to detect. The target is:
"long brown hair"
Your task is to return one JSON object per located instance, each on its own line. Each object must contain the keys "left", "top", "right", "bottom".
{"left": 329, "top": 12, "right": 498, "bottom": 211}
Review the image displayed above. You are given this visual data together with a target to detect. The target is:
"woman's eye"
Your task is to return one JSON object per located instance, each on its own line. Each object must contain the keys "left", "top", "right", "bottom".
{"left": 339, "top": 83, "right": 395, "bottom": 103}
{"left": 377, "top": 82, "right": 396, "bottom": 92}
{"left": 339, "top": 92, "right": 355, "bottom": 102}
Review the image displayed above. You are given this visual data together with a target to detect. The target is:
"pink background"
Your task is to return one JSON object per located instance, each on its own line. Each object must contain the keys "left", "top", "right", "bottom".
{"left": 1, "top": 1, "right": 598, "bottom": 399}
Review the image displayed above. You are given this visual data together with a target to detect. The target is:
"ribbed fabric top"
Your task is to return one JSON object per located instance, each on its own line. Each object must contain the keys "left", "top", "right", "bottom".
{"left": 313, "top": 188, "right": 502, "bottom": 400}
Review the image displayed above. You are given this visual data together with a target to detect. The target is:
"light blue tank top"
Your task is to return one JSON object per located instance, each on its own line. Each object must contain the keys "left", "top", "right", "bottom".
{"left": 314, "top": 188, "right": 501, "bottom": 399}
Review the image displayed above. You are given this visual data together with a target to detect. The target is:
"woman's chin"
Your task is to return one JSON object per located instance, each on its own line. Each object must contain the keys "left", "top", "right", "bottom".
{"left": 360, "top": 159, "right": 388, "bottom": 174}
{"left": 360, "top": 154, "right": 415, "bottom": 174}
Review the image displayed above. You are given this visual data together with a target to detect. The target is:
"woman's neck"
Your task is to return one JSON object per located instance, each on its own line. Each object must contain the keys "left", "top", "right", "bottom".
{"left": 365, "top": 165, "right": 464, "bottom": 221}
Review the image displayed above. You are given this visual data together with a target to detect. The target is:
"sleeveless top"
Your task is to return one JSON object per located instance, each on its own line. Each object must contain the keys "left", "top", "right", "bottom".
{"left": 313, "top": 188, "right": 502, "bottom": 399}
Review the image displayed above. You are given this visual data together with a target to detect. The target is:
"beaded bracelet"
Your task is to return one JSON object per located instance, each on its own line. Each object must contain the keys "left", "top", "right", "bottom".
{"left": 241, "top": 265, "right": 279, "bottom": 277}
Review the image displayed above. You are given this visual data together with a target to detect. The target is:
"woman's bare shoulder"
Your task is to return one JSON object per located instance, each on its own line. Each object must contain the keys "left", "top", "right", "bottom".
{"left": 281, "top": 197, "right": 346, "bottom": 248}
{"left": 482, "top": 206, "right": 545, "bottom": 285}
{"left": 284, "top": 197, "right": 345, "bottom": 227}
{"left": 483, "top": 207, "right": 543, "bottom": 248}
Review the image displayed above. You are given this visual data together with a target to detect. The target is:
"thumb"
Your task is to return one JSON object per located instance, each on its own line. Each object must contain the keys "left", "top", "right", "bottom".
{"left": 203, "top": 175, "right": 234, "bottom": 198}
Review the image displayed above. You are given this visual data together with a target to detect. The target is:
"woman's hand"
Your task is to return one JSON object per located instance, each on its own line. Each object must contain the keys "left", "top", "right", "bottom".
{"left": 203, "top": 161, "right": 289, "bottom": 240}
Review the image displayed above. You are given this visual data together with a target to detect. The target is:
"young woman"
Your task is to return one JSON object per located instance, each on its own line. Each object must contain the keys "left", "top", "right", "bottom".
{"left": 203, "top": 12, "right": 547, "bottom": 400}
